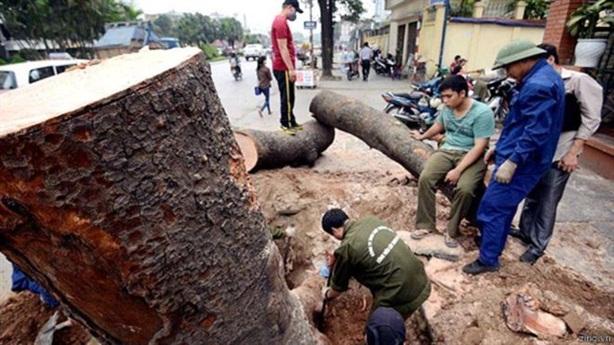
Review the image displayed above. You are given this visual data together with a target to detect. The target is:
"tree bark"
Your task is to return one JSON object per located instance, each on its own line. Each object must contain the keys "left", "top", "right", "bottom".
{"left": 309, "top": 91, "right": 455, "bottom": 199}
{"left": 234, "top": 120, "right": 335, "bottom": 172}
{"left": 318, "top": 0, "right": 334, "bottom": 78}
{"left": 0, "top": 48, "right": 317, "bottom": 345}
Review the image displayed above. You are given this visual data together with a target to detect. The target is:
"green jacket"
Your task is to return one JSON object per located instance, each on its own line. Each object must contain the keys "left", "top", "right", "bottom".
{"left": 329, "top": 216, "right": 430, "bottom": 318}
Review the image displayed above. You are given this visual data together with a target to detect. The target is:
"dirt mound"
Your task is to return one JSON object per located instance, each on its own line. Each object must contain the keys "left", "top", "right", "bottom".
{"left": 0, "top": 292, "right": 91, "bottom": 345}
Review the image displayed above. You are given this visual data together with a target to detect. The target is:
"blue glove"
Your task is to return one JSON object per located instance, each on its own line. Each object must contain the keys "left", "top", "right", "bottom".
{"left": 319, "top": 265, "right": 330, "bottom": 278}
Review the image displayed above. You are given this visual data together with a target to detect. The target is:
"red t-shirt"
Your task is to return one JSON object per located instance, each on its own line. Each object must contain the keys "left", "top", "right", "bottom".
{"left": 271, "top": 15, "right": 295, "bottom": 71}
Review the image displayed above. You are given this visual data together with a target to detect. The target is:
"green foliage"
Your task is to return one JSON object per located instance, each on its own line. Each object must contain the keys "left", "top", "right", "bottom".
{"left": 506, "top": 0, "right": 548, "bottom": 20}
{"left": 338, "top": 0, "right": 365, "bottom": 22}
{"left": 567, "top": 0, "right": 613, "bottom": 38}
{"left": 200, "top": 43, "right": 219, "bottom": 60}
{"left": 450, "top": 0, "right": 476, "bottom": 17}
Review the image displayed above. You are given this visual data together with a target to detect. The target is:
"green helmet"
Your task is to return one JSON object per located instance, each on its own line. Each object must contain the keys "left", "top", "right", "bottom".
{"left": 493, "top": 40, "right": 546, "bottom": 70}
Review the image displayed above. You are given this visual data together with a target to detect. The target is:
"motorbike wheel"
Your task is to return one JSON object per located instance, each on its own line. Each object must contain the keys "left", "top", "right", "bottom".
{"left": 347, "top": 71, "right": 353, "bottom": 81}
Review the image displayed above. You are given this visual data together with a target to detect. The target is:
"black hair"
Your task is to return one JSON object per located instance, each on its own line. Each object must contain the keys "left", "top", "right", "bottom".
{"left": 537, "top": 43, "right": 560, "bottom": 65}
{"left": 256, "top": 56, "right": 266, "bottom": 73}
{"left": 363, "top": 42, "right": 369, "bottom": 47}
{"left": 439, "top": 75, "right": 469, "bottom": 96}
{"left": 454, "top": 55, "right": 461, "bottom": 61}
{"left": 321, "top": 208, "right": 348, "bottom": 234}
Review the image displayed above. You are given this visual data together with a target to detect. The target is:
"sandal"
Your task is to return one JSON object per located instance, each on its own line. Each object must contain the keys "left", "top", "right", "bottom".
{"left": 411, "top": 229, "right": 431, "bottom": 240}
{"left": 445, "top": 233, "right": 459, "bottom": 248}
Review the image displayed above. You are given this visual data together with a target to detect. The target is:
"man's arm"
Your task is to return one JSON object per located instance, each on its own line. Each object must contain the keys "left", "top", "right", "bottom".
{"left": 414, "top": 121, "right": 444, "bottom": 141}
{"left": 445, "top": 138, "right": 489, "bottom": 185}
{"left": 277, "top": 38, "right": 296, "bottom": 81}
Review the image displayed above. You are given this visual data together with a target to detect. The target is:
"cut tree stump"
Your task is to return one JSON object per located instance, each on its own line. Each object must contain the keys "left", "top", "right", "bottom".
{"left": 0, "top": 48, "right": 317, "bottom": 345}
{"left": 309, "top": 91, "right": 457, "bottom": 199}
{"left": 234, "top": 120, "right": 334, "bottom": 172}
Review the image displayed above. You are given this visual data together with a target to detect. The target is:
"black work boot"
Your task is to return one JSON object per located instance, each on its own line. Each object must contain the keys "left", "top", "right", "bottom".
{"left": 508, "top": 226, "right": 530, "bottom": 245}
{"left": 519, "top": 249, "right": 542, "bottom": 265}
{"left": 462, "top": 260, "right": 499, "bottom": 275}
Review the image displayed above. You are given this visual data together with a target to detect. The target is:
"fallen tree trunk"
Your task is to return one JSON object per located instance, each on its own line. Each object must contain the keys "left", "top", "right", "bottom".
{"left": 0, "top": 48, "right": 316, "bottom": 345}
{"left": 234, "top": 121, "right": 334, "bottom": 172}
{"left": 309, "top": 91, "right": 456, "bottom": 199}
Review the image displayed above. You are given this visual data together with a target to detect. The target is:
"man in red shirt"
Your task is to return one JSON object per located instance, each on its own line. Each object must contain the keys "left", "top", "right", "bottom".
{"left": 271, "top": 0, "right": 303, "bottom": 134}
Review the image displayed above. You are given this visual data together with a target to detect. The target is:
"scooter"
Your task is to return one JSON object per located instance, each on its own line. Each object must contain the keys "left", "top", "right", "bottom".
{"left": 485, "top": 77, "right": 516, "bottom": 124}
{"left": 346, "top": 59, "right": 360, "bottom": 81}
{"left": 231, "top": 65, "right": 242, "bottom": 81}
{"left": 382, "top": 90, "right": 442, "bottom": 131}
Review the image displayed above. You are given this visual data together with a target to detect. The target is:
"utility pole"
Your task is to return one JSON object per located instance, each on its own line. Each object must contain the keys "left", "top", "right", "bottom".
{"left": 309, "top": 0, "right": 316, "bottom": 68}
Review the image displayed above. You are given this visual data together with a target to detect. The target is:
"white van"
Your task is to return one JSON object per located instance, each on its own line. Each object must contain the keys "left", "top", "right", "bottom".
{"left": 0, "top": 59, "right": 88, "bottom": 94}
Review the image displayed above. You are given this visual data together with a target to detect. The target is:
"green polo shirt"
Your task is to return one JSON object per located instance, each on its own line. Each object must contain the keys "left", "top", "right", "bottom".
{"left": 436, "top": 99, "right": 495, "bottom": 152}
{"left": 329, "top": 216, "right": 431, "bottom": 317}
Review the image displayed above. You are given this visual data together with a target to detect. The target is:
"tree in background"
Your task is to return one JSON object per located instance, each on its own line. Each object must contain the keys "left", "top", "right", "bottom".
{"left": 316, "top": 0, "right": 365, "bottom": 77}
{"left": 219, "top": 17, "right": 243, "bottom": 48}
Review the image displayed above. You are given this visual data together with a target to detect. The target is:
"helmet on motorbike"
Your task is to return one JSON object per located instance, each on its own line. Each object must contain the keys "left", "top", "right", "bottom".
{"left": 492, "top": 40, "right": 546, "bottom": 70}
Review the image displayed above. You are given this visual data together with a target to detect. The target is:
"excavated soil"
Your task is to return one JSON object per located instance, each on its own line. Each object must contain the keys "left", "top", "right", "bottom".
{"left": 0, "top": 167, "right": 611, "bottom": 345}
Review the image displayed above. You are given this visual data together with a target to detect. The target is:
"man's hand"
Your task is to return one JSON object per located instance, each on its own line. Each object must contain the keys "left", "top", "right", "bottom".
{"left": 495, "top": 160, "right": 517, "bottom": 184}
{"left": 484, "top": 148, "right": 495, "bottom": 164}
{"left": 558, "top": 151, "right": 579, "bottom": 173}
{"left": 445, "top": 168, "right": 462, "bottom": 185}
{"left": 410, "top": 130, "right": 424, "bottom": 141}
{"left": 325, "top": 251, "right": 336, "bottom": 268}
{"left": 289, "top": 70, "right": 297, "bottom": 82}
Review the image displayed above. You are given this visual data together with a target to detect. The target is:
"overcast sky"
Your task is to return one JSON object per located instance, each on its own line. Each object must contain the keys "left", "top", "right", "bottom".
{"left": 131, "top": 0, "right": 376, "bottom": 36}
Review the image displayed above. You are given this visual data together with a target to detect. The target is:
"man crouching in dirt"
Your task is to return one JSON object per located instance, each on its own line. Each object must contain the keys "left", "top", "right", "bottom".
{"left": 320, "top": 209, "right": 431, "bottom": 340}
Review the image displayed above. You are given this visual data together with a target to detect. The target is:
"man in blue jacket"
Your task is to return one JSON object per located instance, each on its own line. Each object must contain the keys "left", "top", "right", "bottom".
{"left": 463, "top": 40, "right": 565, "bottom": 275}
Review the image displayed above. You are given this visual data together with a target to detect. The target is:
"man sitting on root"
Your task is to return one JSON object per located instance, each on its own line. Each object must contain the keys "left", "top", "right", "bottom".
{"left": 320, "top": 208, "right": 431, "bottom": 328}
{"left": 411, "top": 75, "right": 495, "bottom": 248}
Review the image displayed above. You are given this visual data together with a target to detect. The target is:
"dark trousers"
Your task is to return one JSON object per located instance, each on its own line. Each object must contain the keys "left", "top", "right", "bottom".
{"left": 260, "top": 86, "right": 271, "bottom": 114}
{"left": 361, "top": 60, "right": 371, "bottom": 80}
{"left": 519, "top": 163, "right": 570, "bottom": 256}
{"left": 273, "top": 70, "right": 297, "bottom": 128}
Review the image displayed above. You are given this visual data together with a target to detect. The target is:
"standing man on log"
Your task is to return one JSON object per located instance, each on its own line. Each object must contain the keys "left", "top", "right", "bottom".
{"left": 411, "top": 75, "right": 495, "bottom": 249}
{"left": 463, "top": 40, "right": 565, "bottom": 275}
{"left": 509, "top": 43, "right": 603, "bottom": 264}
{"left": 320, "top": 209, "right": 431, "bottom": 322}
{"left": 271, "top": 0, "right": 304, "bottom": 135}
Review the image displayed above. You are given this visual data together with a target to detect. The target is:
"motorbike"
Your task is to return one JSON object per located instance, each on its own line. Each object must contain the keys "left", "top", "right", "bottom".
{"left": 345, "top": 59, "right": 360, "bottom": 81}
{"left": 230, "top": 59, "right": 242, "bottom": 81}
{"left": 485, "top": 77, "right": 516, "bottom": 124}
{"left": 382, "top": 90, "right": 443, "bottom": 131}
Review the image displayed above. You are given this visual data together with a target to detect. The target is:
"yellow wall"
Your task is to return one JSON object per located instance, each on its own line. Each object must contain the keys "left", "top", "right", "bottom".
{"left": 418, "top": 20, "right": 544, "bottom": 74}
{"left": 364, "top": 34, "right": 389, "bottom": 54}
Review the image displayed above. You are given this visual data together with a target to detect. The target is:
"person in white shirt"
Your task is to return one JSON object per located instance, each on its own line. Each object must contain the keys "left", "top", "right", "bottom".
{"left": 359, "top": 42, "right": 374, "bottom": 81}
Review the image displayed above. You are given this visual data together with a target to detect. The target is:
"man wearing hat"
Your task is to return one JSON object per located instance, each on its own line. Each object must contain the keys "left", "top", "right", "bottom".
{"left": 463, "top": 40, "right": 565, "bottom": 275}
{"left": 271, "top": 0, "right": 303, "bottom": 135}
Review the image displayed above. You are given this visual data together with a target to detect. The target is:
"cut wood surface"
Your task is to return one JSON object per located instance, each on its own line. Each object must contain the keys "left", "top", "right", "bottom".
{"left": 234, "top": 120, "right": 335, "bottom": 172}
{"left": 0, "top": 48, "right": 316, "bottom": 345}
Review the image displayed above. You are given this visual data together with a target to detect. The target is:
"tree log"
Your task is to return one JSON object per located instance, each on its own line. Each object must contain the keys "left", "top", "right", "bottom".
{"left": 234, "top": 120, "right": 334, "bottom": 172}
{"left": 309, "top": 91, "right": 456, "bottom": 197}
{"left": 0, "top": 48, "right": 316, "bottom": 345}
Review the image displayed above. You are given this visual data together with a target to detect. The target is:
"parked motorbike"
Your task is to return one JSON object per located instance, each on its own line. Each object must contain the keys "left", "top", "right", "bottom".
{"left": 485, "top": 77, "right": 516, "bottom": 124}
{"left": 382, "top": 90, "right": 442, "bottom": 131}
{"left": 346, "top": 59, "right": 360, "bottom": 81}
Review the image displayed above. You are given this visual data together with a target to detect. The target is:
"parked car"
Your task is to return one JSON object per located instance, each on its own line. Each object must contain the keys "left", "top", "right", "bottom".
{"left": 160, "top": 37, "right": 180, "bottom": 49}
{"left": 0, "top": 59, "right": 87, "bottom": 94}
{"left": 243, "top": 44, "right": 265, "bottom": 61}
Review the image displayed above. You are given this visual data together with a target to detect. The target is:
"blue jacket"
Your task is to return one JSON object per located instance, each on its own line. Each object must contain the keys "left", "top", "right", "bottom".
{"left": 495, "top": 59, "right": 565, "bottom": 172}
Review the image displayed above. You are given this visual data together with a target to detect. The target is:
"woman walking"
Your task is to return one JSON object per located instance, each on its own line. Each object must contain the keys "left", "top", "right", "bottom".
{"left": 257, "top": 56, "right": 273, "bottom": 116}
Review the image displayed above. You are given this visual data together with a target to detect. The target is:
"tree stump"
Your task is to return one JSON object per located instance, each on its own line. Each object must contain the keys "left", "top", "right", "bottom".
{"left": 234, "top": 120, "right": 334, "bottom": 172}
{"left": 0, "top": 48, "right": 316, "bottom": 345}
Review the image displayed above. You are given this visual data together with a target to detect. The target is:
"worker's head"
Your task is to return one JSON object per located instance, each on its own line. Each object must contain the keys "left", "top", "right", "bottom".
{"left": 493, "top": 40, "right": 546, "bottom": 82}
{"left": 282, "top": 0, "right": 303, "bottom": 21}
{"left": 440, "top": 75, "right": 469, "bottom": 109}
{"left": 364, "top": 42, "right": 370, "bottom": 48}
{"left": 321, "top": 208, "right": 349, "bottom": 240}
{"left": 454, "top": 55, "right": 461, "bottom": 62}
{"left": 459, "top": 58, "right": 468, "bottom": 66}
{"left": 537, "top": 43, "right": 560, "bottom": 66}
{"left": 365, "top": 307, "right": 406, "bottom": 345}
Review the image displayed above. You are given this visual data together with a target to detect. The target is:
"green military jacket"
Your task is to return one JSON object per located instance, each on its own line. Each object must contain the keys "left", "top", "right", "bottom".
{"left": 329, "top": 216, "right": 431, "bottom": 318}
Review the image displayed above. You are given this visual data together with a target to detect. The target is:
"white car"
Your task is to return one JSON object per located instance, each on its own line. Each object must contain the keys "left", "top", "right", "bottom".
{"left": 0, "top": 59, "right": 87, "bottom": 94}
{"left": 243, "top": 44, "right": 264, "bottom": 61}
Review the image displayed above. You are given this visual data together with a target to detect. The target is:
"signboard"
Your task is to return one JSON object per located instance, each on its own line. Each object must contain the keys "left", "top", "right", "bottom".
{"left": 429, "top": 0, "right": 448, "bottom": 4}
{"left": 304, "top": 21, "right": 317, "bottom": 30}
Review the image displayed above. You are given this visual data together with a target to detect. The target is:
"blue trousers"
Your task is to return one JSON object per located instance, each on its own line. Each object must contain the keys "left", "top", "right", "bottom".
{"left": 11, "top": 264, "right": 59, "bottom": 308}
{"left": 260, "top": 87, "right": 271, "bottom": 113}
{"left": 477, "top": 166, "right": 546, "bottom": 267}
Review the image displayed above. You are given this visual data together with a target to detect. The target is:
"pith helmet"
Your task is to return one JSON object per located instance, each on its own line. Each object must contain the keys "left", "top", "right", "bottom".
{"left": 493, "top": 40, "right": 546, "bottom": 70}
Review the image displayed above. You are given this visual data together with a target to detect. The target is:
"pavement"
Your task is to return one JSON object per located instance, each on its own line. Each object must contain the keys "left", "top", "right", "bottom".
{"left": 0, "top": 57, "right": 611, "bottom": 302}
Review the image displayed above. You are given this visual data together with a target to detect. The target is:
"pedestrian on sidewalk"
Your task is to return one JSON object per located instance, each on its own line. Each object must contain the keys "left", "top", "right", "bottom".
{"left": 509, "top": 43, "right": 603, "bottom": 264}
{"left": 256, "top": 56, "right": 273, "bottom": 116}
{"left": 411, "top": 75, "right": 495, "bottom": 249}
{"left": 359, "top": 42, "right": 373, "bottom": 81}
{"left": 271, "top": 0, "right": 304, "bottom": 135}
{"left": 320, "top": 209, "right": 431, "bottom": 323}
{"left": 463, "top": 40, "right": 565, "bottom": 275}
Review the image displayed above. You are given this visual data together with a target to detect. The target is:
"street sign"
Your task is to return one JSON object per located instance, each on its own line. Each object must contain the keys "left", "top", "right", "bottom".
{"left": 304, "top": 21, "right": 317, "bottom": 30}
{"left": 429, "top": 0, "right": 448, "bottom": 4}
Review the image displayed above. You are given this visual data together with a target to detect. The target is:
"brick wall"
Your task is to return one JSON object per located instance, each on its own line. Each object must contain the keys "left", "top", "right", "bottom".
{"left": 543, "top": 0, "right": 584, "bottom": 64}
